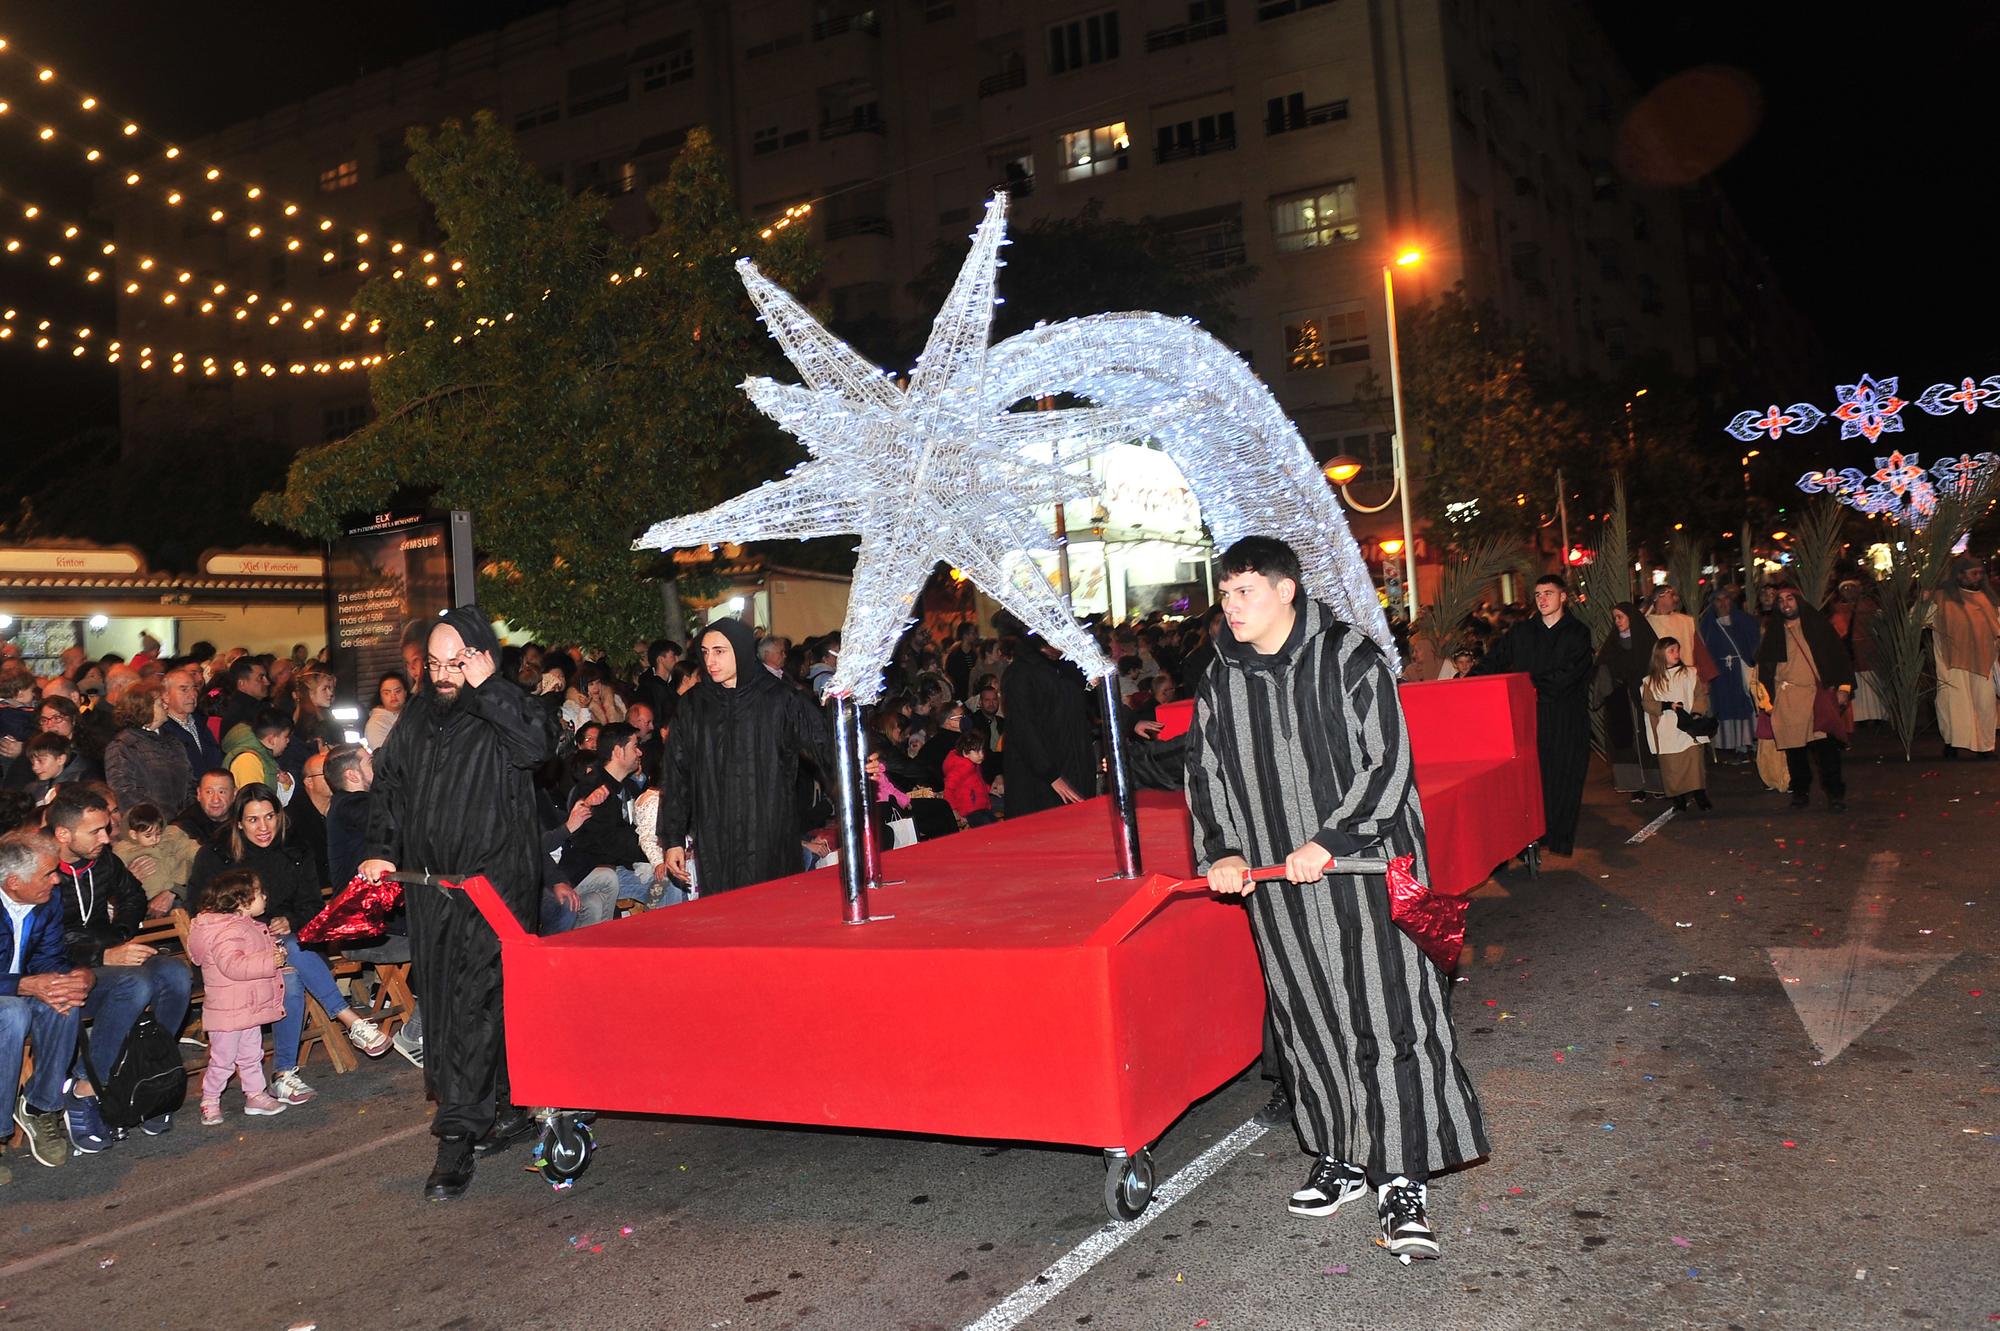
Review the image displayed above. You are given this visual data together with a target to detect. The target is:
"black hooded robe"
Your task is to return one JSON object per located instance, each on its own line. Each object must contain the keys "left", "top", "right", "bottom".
{"left": 363, "top": 609, "right": 554, "bottom": 1140}
{"left": 999, "top": 646, "right": 1097, "bottom": 819}
{"left": 1595, "top": 605, "right": 1662, "bottom": 795}
{"left": 655, "top": 619, "right": 835, "bottom": 895}
{"left": 1470, "top": 610, "right": 1595, "bottom": 855}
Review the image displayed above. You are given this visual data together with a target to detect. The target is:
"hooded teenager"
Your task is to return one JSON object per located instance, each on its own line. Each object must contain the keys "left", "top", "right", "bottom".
{"left": 655, "top": 618, "right": 835, "bottom": 895}
{"left": 358, "top": 606, "right": 555, "bottom": 1201}
{"left": 1593, "top": 602, "right": 1660, "bottom": 799}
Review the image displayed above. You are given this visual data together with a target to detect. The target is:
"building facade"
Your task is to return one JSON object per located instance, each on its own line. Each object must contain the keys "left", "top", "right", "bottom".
{"left": 105, "top": 0, "right": 1758, "bottom": 556}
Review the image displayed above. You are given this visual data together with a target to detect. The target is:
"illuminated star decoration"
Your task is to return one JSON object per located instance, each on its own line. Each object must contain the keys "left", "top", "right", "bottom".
{"left": 1793, "top": 449, "right": 2000, "bottom": 529}
{"left": 635, "top": 194, "right": 1162, "bottom": 703}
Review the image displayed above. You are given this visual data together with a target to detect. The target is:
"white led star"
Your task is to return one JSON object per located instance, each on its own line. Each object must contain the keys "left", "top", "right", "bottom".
{"left": 637, "top": 194, "right": 1156, "bottom": 702}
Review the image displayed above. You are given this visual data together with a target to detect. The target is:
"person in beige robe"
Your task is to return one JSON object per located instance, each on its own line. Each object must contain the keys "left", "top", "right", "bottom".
{"left": 1934, "top": 556, "right": 1999, "bottom": 759}
{"left": 1756, "top": 581, "right": 1854, "bottom": 811}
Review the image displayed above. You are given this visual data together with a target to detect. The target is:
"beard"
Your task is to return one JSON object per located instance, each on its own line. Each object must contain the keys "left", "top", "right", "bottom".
{"left": 1960, "top": 575, "right": 1986, "bottom": 592}
{"left": 1779, "top": 605, "right": 1801, "bottom": 620}
{"left": 432, "top": 681, "right": 464, "bottom": 711}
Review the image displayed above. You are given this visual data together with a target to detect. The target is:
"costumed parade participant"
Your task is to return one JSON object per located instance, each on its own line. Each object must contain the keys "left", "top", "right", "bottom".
{"left": 1933, "top": 555, "right": 1998, "bottom": 759}
{"left": 1470, "top": 573, "right": 1595, "bottom": 857}
{"left": 1187, "top": 536, "right": 1487, "bottom": 1264}
{"left": 655, "top": 618, "right": 834, "bottom": 894}
{"left": 1594, "top": 602, "right": 1660, "bottom": 799}
{"left": 358, "top": 606, "right": 555, "bottom": 1201}
{"left": 1697, "top": 586, "right": 1760, "bottom": 761}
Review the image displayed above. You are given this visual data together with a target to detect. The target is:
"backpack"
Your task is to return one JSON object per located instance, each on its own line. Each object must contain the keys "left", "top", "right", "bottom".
{"left": 82, "top": 1014, "right": 189, "bottom": 1129}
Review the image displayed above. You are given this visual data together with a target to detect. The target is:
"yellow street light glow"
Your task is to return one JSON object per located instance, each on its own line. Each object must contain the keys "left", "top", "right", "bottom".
{"left": 164, "top": 146, "right": 180, "bottom": 159}
{"left": 124, "top": 172, "right": 140, "bottom": 185}
{"left": 1394, "top": 249, "right": 1423, "bottom": 266}
{"left": 1771, "top": 530, "right": 1790, "bottom": 541}
{"left": 37, "top": 127, "right": 53, "bottom": 140}
{"left": 166, "top": 191, "right": 182, "bottom": 205}
{"left": 1323, "top": 456, "right": 1364, "bottom": 486}
{"left": 84, "top": 148, "right": 99, "bottom": 161}
{"left": 245, "top": 185, "right": 260, "bottom": 199}
{"left": 80, "top": 96, "right": 96, "bottom": 110}
{"left": 283, "top": 203, "right": 298, "bottom": 216}
{"left": 37, "top": 68, "right": 54, "bottom": 82}
{"left": 205, "top": 167, "right": 220, "bottom": 181}
{"left": 122, "top": 122, "right": 138, "bottom": 136}
{"left": 1379, "top": 538, "right": 1406, "bottom": 556}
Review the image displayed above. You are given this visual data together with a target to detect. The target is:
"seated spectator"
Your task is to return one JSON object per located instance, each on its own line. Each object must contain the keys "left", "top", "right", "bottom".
{"left": 112, "top": 802, "right": 200, "bottom": 908}
{"left": 324, "top": 744, "right": 374, "bottom": 888}
{"left": 104, "top": 678, "right": 194, "bottom": 822}
{"left": 282, "top": 666, "right": 343, "bottom": 786}
{"left": 289, "top": 748, "right": 334, "bottom": 886}
{"left": 3, "top": 830, "right": 90, "bottom": 1172}
{"left": 635, "top": 639, "right": 683, "bottom": 726}
{"left": 46, "top": 790, "right": 190, "bottom": 1149}
{"left": 0, "top": 663, "right": 37, "bottom": 748}
{"left": 943, "top": 731, "right": 996, "bottom": 829}
{"left": 217, "top": 656, "right": 271, "bottom": 739}
{"left": 569, "top": 723, "right": 680, "bottom": 924}
{"left": 364, "top": 671, "right": 409, "bottom": 751}
{"left": 222, "top": 707, "right": 296, "bottom": 807}
{"left": 160, "top": 666, "right": 224, "bottom": 778}
{"left": 626, "top": 702, "right": 663, "bottom": 779}
{"left": 22, "top": 732, "right": 77, "bottom": 806}
{"left": 188, "top": 783, "right": 391, "bottom": 1105}
{"left": 175, "top": 769, "right": 236, "bottom": 850}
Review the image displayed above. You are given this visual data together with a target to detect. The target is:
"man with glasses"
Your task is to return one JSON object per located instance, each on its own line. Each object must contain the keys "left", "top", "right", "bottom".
{"left": 358, "top": 607, "right": 554, "bottom": 1201}
{"left": 1470, "top": 573, "right": 1595, "bottom": 857}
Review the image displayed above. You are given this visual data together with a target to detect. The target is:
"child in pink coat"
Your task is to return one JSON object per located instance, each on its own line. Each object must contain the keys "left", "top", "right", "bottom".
{"left": 187, "top": 868, "right": 290, "bottom": 1124}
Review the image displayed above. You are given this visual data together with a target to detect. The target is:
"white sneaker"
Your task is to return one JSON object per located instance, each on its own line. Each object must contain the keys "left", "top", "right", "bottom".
{"left": 346, "top": 1017, "right": 392, "bottom": 1057}
{"left": 271, "top": 1067, "right": 318, "bottom": 1105}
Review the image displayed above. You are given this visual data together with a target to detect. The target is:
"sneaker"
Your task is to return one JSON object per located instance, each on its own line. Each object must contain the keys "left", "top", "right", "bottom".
{"left": 392, "top": 1030, "right": 424, "bottom": 1070}
{"left": 346, "top": 1017, "right": 392, "bottom": 1057}
{"left": 12, "top": 1096, "right": 69, "bottom": 1168}
{"left": 1288, "top": 1155, "right": 1369, "bottom": 1218}
{"left": 243, "top": 1093, "right": 288, "bottom": 1117}
{"left": 200, "top": 1101, "right": 224, "bottom": 1127}
{"left": 63, "top": 1087, "right": 115, "bottom": 1154}
{"left": 271, "top": 1068, "right": 318, "bottom": 1105}
{"left": 1378, "top": 1177, "right": 1440, "bottom": 1261}
{"left": 1252, "top": 1081, "right": 1293, "bottom": 1129}
{"left": 141, "top": 1112, "right": 173, "bottom": 1136}
{"left": 178, "top": 1033, "right": 208, "bottom": 1049}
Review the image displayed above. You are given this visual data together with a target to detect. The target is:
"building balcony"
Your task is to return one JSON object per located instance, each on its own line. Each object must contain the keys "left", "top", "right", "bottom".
{"left": 1257, "top": 0, "right": 1335, "bottom": 19}
{"left": 978, "top": 66, "right": 1026, "bottom": 97}
{"left": 820, "top": 111, "right": 886, "bottom": 140}
{"left": 812, "top": 11, "right": 881, "bottom": 41}
{"left": 1177, "top": 242, "right": 1246, "bottom": 271}
{"left": 1144, "top": 14, "right": 1227, "bottom": 52}
{"left": 1266, "top": 100, "right": 1349, "bottom": 135}
{"left": 1154, "top": 133, "right": 1236, "bottom": 165}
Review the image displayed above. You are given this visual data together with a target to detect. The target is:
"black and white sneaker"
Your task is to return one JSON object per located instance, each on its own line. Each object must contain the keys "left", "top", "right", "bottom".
{"left": 1287, "top": 1155, "right": 1369, "bottom": 1217}
{"left": 1377, "top": 1177, "right": 1440, "bottom": 1262}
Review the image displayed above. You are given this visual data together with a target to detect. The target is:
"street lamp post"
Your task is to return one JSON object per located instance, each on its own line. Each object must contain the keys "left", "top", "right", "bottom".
{"left": 1382, "top": 256, "right": 1422, "bottom": 620}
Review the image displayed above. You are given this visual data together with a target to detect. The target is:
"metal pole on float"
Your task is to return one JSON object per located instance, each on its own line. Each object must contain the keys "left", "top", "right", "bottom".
{"left": 1098, "top": 674, "right": 1143, "bottom": 879}
{"left": 829, "top": 693, "right": 874, "bottom": 925}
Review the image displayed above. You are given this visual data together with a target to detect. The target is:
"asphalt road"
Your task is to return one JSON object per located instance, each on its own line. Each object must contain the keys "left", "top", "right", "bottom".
{"left": 4, "top": 731, "right": 1996, "bottom": 1331}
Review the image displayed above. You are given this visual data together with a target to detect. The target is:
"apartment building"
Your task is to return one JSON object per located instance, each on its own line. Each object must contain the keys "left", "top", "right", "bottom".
{"left": 105, "top": 0, "right": 1744, "bottom": 493}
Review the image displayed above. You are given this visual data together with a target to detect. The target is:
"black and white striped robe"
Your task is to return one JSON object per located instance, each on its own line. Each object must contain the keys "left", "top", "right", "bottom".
{"left": 1186, "top": 599, "right": 1487, "bottom": 1178}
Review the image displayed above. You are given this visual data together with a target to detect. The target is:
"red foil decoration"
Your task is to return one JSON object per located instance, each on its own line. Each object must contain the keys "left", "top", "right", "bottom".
{"left": 296, "top": 874, "right": 405, "bottom": 945}
{"left": 1384, "top": 854, "right": 1467, "bottom": 974}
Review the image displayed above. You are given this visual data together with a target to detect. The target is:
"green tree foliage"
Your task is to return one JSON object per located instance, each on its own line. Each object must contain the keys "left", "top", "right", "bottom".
{"left": 1399, "top": 290, "right": 1585, "bottom": 545}
{"left": 254, "top": 117, "right": 814, "bottom": 656}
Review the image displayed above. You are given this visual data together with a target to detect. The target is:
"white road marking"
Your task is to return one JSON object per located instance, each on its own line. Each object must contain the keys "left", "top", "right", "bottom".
{"left": 1768, "top": 850, "right": 1958, "bottom": 1062}
{"left": 963, "top": 1118, "right": 1269, "bottom": 1331}
{"left": 1625, "top": 806, "right": 1677, "bottom": 843}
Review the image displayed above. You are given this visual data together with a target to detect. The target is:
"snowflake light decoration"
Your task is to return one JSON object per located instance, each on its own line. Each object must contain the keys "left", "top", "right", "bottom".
{"left": 1830, "top": 373, "right": 1907, "bottom": 443}
{"left": 1916, "top": 376, "right": 2000, "bottom": 416}
{"left": 1726, "top": 370, "right": 2000, "bottom": 440}
{"left": 637, "top": 192, "right": 1393, "bottom": 701}
{"left": 1793, "top": 449, "right": 1999, "bottom": 529}
{"left": 1726, "top": 401, "right": 1825, "bottom": 442}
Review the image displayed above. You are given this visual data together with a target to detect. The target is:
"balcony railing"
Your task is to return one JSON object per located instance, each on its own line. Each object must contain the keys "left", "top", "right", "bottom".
{"left": 1266, "top": 99, "right": 1349, "bottom": 134}
{"left": 1144, "top": 14, "right": 1227, "bottom": 52}
{"left": 995, "top": 174, "right": 1035, "bottom": 198}
{"left": 812, "top": 11, "right": 881, "bottom": 40}
{"left": 1257, "top": 0, "right": 1335, "bottom": 19}
{"left": 1175, "top": 242, "right": 1246, "bottom": 271}
{"left": 978, "top": 65, "right": 1026, "bottom": 97}
{"left": 820, "top": 111, "right": 886, "bottom": 139}
{"left": 1154, "top": 133, "right": 1236, "bottom": 165}
{"left": 825, "top": 215, "right": 892, "bottom": 240}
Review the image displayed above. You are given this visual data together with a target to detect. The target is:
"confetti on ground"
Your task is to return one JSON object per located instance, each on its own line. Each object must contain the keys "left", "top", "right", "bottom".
{"left": 1601, "top": 1122, "right": 1615, "bottom": 1131}
{"left": 1322, "top": 1265, "right": 1351, "bottom": 1276}
{"left": 1553, "top": 1052, "right": 1565, "bottom": 1063}
{"left": 97, "top": 1256, "right": 115, "bottom": 1269}
{"left": 1973, "top": 990, "right": 1986, "bottom": 998}
{"left": 621, "top": 1226, "right": 635, "bottom": 1236}
{"left": 1671, "top": 1237, "right": 1692, "bottom": 1248}
{"left": 1782, "top": 1140, "right": 1797, "bottom": 1149}
{"left": 1508, "top": 1187, "right": 1525, "bottom": 1195}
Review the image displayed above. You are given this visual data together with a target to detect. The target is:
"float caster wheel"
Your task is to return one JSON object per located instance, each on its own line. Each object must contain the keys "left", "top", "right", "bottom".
{"left": 535, "top": 1114, "right": 595, "bottom": 1189}
{"left": 1524, "top": 843, "right": 1542, "bottom": 878}
{"left": 1103, "top": 1147, "right": 1155, "bottom": 1221}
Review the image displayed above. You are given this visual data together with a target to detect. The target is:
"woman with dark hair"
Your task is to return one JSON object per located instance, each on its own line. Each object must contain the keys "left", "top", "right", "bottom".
{"left": 103, "top": 676, "right": 194, "bottom": 818}
{"left": 189, "top": 783, "right": 392, "bottom": 1104}
{"left": 1594, "top": 603, "right": 1660, "bottom": 801}
{"left": 365, "top": 670, "right": 410, "bottom": 750}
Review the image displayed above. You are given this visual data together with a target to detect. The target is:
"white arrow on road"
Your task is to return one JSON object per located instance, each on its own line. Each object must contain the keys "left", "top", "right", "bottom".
{"left": 1766, "top": 850, "right": 1958, "bottom": 1063}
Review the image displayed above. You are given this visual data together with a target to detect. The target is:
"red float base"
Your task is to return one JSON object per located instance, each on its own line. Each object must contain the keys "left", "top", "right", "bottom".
{"left": 462, "top": 791, "right": 1264, "bottom": 1154}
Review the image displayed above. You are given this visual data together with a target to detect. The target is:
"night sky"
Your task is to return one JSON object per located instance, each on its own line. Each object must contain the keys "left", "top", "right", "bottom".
{"left": 1, "top": 1, "right": 1992, "bottom": 459}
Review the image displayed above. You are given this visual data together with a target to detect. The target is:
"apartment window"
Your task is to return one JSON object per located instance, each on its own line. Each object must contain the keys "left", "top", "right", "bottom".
{"left": 978, "top": 34, "right": 1027, "bottom": 96}
{"left": 752, "top": 123, "right": 811, "bottom": 156}
{"left": 513, "top": 103, "right": 559, "bottom": 133}
{"left": 1154, "top": 111, "right": 1236, "bottom": 164}
{"left": 821, "top": 81, "right": 884, "bottom": 138}
{"left": 321, "top": 403, "right": 370, "bottom": 441}
{"left": 1060, "top": 122, "right": 1130, "bottom": 182}
{"left": 1163, "top": 203, "right": 1245, "bottom": 269}
{"left": 376, "top": 128, "right": 413, "bottom": 177}
{"left": 634, "top": 32, "right": 695, "bottom": 90}
{"left": 1283, "top": 303, "right": 1367, "bottom": 371}
{"left": 1265, "top": 91, "right": 1348, "bottom": 135}
{"left": 1271, "top": 181, "right": 1358, "bottom": 251}
{"left": 993, "top": 148, "right": 1035, "bottom": 196}
{"left": 317, "top": 160, "right": 360, "bottom": 192}
{"left": 1048, "top": 10, "right": 1120, "bottom": 75}
{"left": 567, "top": 56, "right": 630, "bottom": 116}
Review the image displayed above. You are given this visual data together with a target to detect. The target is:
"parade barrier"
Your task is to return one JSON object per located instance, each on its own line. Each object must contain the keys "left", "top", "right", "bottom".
{"left": 450, "top": 671, "right": 1542, "bottom": 1217}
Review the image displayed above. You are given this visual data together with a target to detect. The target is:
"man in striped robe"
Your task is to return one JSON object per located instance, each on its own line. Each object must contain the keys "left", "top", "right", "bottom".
{"left": 1187, "top": 537, "right": 1487, "bottom": 1262}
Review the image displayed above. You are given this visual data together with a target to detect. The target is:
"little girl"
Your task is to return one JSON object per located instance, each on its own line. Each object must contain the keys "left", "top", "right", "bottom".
{"left": 186, "top": 868, "right": 290, "bottom": 1124}
{"left": 1642, "top": 637, "right": 1713, "bottom": 813}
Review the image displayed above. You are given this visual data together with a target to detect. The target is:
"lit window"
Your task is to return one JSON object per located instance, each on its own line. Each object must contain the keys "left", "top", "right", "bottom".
{"left": 1284, "top": 303, "right": 1368, "bottom": 371}
{"left": 1271, "top": 180, "right": 1359, "bottom": 252}
{"left": 317, "top": 160, "right": 360, "bottom": 192}
{"left": 1060, "top": 122, "right": 1129, "bottom": 183}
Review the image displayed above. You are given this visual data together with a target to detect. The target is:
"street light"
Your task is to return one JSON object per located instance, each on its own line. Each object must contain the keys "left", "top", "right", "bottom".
{"left": 1382, "top": 249, "right": 1422, "bottom": 616}
{"left": 1322, "top": 456, "right": 1365, "bottom": 487}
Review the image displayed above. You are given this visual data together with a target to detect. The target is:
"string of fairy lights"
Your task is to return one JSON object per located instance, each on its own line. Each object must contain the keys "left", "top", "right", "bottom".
{"left": 0, "top": 32, "right": 814, "bottom": 380}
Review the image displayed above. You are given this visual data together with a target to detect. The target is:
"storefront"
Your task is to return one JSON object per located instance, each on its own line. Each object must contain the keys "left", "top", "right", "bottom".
{"left": 1030, "top": 441, "right": 1213, "bottom": 622}
{"left": 0, "top": 544, "right": 326, "bottom": 671}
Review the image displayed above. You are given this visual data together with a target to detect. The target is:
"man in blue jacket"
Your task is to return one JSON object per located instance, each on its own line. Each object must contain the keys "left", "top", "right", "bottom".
{"left": 2, "top": 829, "right": 90, "bottom": 1172}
